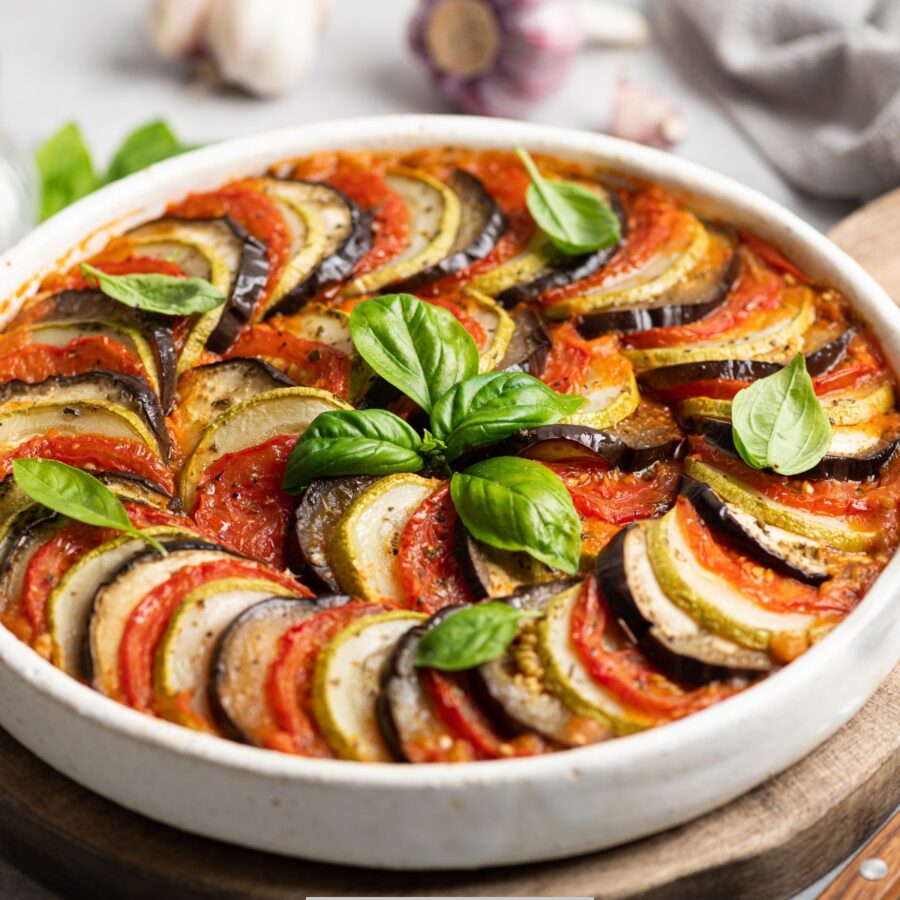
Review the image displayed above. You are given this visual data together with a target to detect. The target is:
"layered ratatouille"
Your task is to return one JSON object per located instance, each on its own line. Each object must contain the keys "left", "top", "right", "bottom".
{"left": 0, "top": 146, "right": 897, "bottom": 763}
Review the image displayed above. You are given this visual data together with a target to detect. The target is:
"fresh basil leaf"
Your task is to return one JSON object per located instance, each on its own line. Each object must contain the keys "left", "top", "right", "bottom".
{"left": 282, "top": 409, "right": 425, "bottom": 493}
{"left": 80, "top": 263, "right": 225, "bottom": 315}
{"left": 12, "top": 458, "right": 166, "bottom": 554}
{"left": 732, "top": 353, "right": 832, "bottom": 476}
{"left": 349, "top": 294, "right": 479, "bottom": 414}
{"left": 515, "top": 146, "right": 620, "bottom": 256}
{"left": 414, "top": 602, "right": 541, "bottom": 671}
{"left": 450, "top": 456, "right": 581, "bottom": 574}
{"left": 105, "top": 120, "right": 190, "bottom": 184}
{"left": 35, "top": 123, "right": 98, "bottom": 221}
{"left": 431, "top": 372, "right": 584, "bottom": 460}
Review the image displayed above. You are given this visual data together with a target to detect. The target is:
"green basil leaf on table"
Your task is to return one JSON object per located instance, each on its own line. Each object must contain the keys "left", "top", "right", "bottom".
{"left": 414, "top": 602, "right": 541, "bottom": 671}
{"left": 105, "top": 120, "right": 192, "bottom": 184}
{"left": 12, "top": 458, "right": 167, "bottom": 555}
{"left": 732, "top": 353, "right": 832, "bottom": 476}
{"left": 349, "top": 294, "right": 479, "bottom": 414}
{"left": 450, "top": 456, "right": 581, "bottom": 575}
{"left": 80, "top": 263, "right": 225, "bottom": 315}
{"left": 515, "top": 146, "right": 620, "bottom": 256}
{"left": 35, "top": 122, "right": 98, "bottom": 221}
{"left": 282, "top": 409, "right": 425, "bottom": 493}
{"left": 430, "top": 371, "right": 584, "bottom": 460}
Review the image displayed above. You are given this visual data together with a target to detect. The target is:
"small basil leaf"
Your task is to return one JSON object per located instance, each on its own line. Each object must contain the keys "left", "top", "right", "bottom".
{"left": 105, "top": 120, "right": 191, "bottom": 184}
{"left": 431, "top": 372, "right": 584, "bottom": 460}
{"left": 450, "top": 456, "right": 581, "bottom": 575}
{"left": 35, "top": 123, "right": 97, "bottom": 221}
{"left": 12, "top": 458, "right": 166, "bottom": 554}
{"left": 414, "top": 602, "right": 541, "bottom": 671}
{"left": 80, "top": 263, "right": 225, "bottom": 315}
{"left": 349, "top": 294, "right": 479, "bottom": 414}
{"left": 732, "top": 353, "right": 832, "bottom": 476}
{"left": 282, "top": 409, "right": 425, "bottom": 493}
{"left": 515, "top": 146, "right": 620, "bottom": 256}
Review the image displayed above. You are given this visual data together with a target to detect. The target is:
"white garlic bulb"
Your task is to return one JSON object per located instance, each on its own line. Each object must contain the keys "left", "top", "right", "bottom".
{"left": 146, "top": 0, "right": 331, "bottom": 97}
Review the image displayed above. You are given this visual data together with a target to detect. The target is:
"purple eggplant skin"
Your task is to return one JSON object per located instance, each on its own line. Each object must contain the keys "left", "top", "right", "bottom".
{"left": 458, "top": 424, "right": 686, "bottom": 473}
{"left": 376, "top": 604, "right": 468, "bottom": 762}
{"left": 496, "top": 192, "right": 626, "bottom": 309}
{"left": 496, "top": 306, "right": 552, "bottom": 377}
{"left": 680, "top": 476, "right": 828, "bottom": 586}
{"left": 576, "top": 229, "right": 739, "bottom": 340}
{"left": 688, "top": 416, "right": 898, "bottom": 482}
{"left": 595, "top": 528, "right": 763, "bottom": 686}
{"left": 263, "top": 181, "right": 372, "bottom": 318}
{"left": 387, "top": 169, "right": 507, "bottom": 293}
{"left": 205, "top": 217, "right": 270, "bottom": 354}
{"left": 639, "top": 328, "right": 855, "bottom": 391}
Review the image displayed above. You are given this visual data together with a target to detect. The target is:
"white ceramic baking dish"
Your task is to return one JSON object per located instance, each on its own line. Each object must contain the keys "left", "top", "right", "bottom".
{"left": 0, "top": 115, "right": 898, "bottom": 871}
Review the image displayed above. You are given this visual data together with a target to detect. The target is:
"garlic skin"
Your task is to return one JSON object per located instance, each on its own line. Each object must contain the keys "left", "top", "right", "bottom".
{"left": 410, "top": 0, "right": 584, "bottom": 118}
{"left": 146, "top": 0, "right": 331, "bottom": 98}
{"left": 610, "top": 76, "right": 687, "bottom": 150}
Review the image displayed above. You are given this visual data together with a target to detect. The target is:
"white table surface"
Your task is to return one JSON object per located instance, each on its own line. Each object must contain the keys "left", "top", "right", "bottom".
{"left": 0, "top": 0, "right": 868, "bottom": 896}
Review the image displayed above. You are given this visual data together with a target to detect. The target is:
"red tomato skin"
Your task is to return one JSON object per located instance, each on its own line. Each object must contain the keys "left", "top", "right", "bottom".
{"left": 738, "top": 230, "right": 811, "bottom": 283}
{"left": 39, "top": 255, "right": 185, "bottom": 293}
{"left": 0, "top": 336, "right": 149, "bottom": 386}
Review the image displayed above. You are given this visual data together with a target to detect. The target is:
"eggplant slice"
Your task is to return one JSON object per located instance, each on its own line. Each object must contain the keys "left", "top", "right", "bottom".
{"left": 597, "top": 526, "right": 774, "bottom": 684}
{"left": 495, "top": 305, "right": 552, "bottom": 377}
{"left": 285, "top": 475, "right": 380, "bottom": 589}
{"left": 386, "top": 168, "right": 507, "bottom": 292}
{"left": 576, "top": 227, "right": 738, "bottom": 338}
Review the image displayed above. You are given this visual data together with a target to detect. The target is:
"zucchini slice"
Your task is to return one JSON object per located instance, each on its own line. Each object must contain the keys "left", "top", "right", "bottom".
{"left": 598, "top": 526, "right": 774, "bottom": 683}
{"left": 0, "top": 372, "right": 168, "bottom": 461}
{"left": 820, "top": 381, "right": 895, "bottom": 426}
{"left": 544, "top": 212, "right": 710, "bottom": 319}
{"left": 646, "top": 507, "right": 816, "bottom": 651}
{"left": 179, "top": 386, "right": 350, "bottom": 511}
{"left": 171, "top": 358, "right": 295, "bottom": 462}
{"left": 330, "top": 474, "right": 439, "bottom": 603}
{"left": 538, "top": 584, "right": 652, "bottom": 734}
{"left": 313, "top": 610, "right": 426, "bottom": 761}
{"left": 561, "top": 367, "right": 640, "bottom": 430}
{"left": 210, "top": 595, "right": 348, "bottom": 745}
{"left": 684, "top": 458, "right": 879, "bottom": 552}
{"left": 87, "top": 541, "right": 237, "bottom": 699}
{"left": 47, "top": 528, "right": 198, "bottom": 678}
{"left": 154, "top": 577, "right": 299, "bottom": 728}
{"left": 343, "top": 167, "right": 461, "bottom": 297}
{"left": 456, "top": 290, "right": 515, "bottom": 372}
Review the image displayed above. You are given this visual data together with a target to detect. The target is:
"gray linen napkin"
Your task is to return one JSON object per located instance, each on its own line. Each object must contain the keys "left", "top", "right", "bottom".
{"left": 652, "top": 0, "right": 900, "bottom": 200}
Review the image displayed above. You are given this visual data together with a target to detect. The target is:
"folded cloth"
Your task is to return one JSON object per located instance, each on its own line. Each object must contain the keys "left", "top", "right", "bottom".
{"left": 652, "top": 0, "right": 900, "bottom": 200}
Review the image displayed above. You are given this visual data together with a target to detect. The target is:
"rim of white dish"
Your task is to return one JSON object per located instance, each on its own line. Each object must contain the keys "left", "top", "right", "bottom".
{"left": 1, "top": 114, "right": 898, "bottom": 790}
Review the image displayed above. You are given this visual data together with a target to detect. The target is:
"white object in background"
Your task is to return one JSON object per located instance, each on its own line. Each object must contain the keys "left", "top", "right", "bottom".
{"left": 611, "top": 75, "right": 687, "bottom": 149}
{"left": 147, "top": 0, "right": 331, "bottom": 97}
{"left": 0, "top": 133, "right": 38, "bottom": 252}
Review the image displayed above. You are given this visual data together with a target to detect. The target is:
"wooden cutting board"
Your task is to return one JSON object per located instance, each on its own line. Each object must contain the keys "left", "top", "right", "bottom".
{"left": 0, "top": 197, "right": 898, "bottom": 900}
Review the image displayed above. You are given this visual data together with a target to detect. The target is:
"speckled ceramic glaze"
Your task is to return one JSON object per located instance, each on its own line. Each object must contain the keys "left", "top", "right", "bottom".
{"left": 0, "top": 116, "right": 898, "bottom": 870}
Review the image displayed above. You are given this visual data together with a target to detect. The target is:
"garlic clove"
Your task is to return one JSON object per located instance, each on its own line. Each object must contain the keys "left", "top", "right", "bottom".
{"left": 610, "top": 76, "right": 687, "bottom": 150}
{"left": 205, "top": 0, "right": 324, "bottom": 97}
{"left": 147, "top": 0, "right": 215, "bottom": 62}
{"left": 577, "top": 0, "right": 650, "bottom": 48}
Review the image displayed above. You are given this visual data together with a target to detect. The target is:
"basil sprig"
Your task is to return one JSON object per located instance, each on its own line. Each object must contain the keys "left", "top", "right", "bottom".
{"left": 414, "top": 603, "right": 541, "bottom": 671}
{"left": 732, "top": 353, "right": 832, "bottom": 476}
{"left": 12, "top": 459, "right": 167, "bottom": 555}
{"left": 451, "top": 457, "right": 581, "bottom": 574}
{"left": 515, "top": 146, "right": 621, "bottom": 256}
{"left": 81, "top": 263, "right": 225, "bottom": 316}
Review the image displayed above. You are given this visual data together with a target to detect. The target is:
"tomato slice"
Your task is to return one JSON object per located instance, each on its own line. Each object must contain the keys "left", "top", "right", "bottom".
{"left": 571, "top": 578, "right": 738, "bottom": 719}
{"left": 542, "top": 459, "right": 682, "bottom": 525}
{"left": 39, "top": 255, "right": 186, "bottom": 294}
{"left": 625, "top": 252, "right": 784, "bottom": 350}
{"left": 168, "top": 184, "right": 290, "bottom": 302}
{"left": 191, "top": 434, "right": 299, "bottom": 568}
{"left": 738, "top": 230, "right": 811, "bottom": 284}
{"left": 422, "top": 669, "right": 548, "bottom": 759}
{"left": 265, "top": 602, "right": 391, "bottom": 757}
{"left": 224, "top": 324, "right": 350, "bottom": 397}
{"left": 397, "top": 483, "right": 475, "bottom": 613}
{"left": 0, "top": 335, "right": 149, "bottom": 386}
{"left": 0, "top": 432, "right": 174, "bottom": 494}
{"left": 21, "top": 505, "right": 190, "bottom": 636}
{"left": 119, "top": 558, "right": 306, "bottom": 712}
